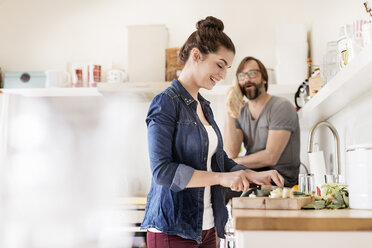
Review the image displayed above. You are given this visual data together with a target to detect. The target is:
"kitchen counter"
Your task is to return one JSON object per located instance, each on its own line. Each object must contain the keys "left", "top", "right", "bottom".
{"left": 233, "top": 208, "right": 372, "bottom": 231}
{"left": 232, "top": 208, "right": 372, "bottom": 248}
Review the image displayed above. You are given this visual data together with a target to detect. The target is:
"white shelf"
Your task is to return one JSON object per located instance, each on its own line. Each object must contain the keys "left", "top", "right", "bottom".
{"left": 0, "top": 81, "right": 298, "bottom": 99}
{"left": 98, "top": 82, "right": 297, "bottom": 100}
{"left": 97, "top": 82, "right": 172, "bottom": 101}
{"left": 200, "top": 83, "right": 298, "bottom": 97}
{"left": 298, "top": 43, "right": 372, "bottom": 128}
{"left": 0, "top": 87, "right": 102, "bottom": 97}
{"left": 0, "top": 82, "right": 171, "bottom": 98}
{"left": 97, "top": 82, "right": 171, "bottom": 94}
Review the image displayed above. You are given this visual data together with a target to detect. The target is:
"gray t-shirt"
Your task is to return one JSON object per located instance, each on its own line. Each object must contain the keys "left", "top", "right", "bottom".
{"left": 235, "top": 96, "right": 300, "bottom": 187}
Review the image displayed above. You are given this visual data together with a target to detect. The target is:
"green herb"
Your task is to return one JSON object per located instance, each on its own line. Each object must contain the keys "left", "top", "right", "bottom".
{"left": 293, "top": 191, "right": 306, "bottom": 196}
{"left": 302, "top": 200, "right": 326, "bottom": 210}
{"left": 302, "top": 183, "right": 349, "bottom": 210}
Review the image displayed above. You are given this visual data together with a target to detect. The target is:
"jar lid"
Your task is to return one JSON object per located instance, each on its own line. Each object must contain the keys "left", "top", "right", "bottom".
{"left": 346, "top": 144, "right": 372, "bottom": 152}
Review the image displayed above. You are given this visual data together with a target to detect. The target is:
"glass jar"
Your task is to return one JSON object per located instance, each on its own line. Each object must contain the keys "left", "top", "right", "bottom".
{"left": 322, "top": 41, "right": 340, "bottom": 84}
{"left": 362, "top": 22, "right": 372, "bottom": 47}
{"left": 221, "top": 204, "right": 235, "bottom": 248}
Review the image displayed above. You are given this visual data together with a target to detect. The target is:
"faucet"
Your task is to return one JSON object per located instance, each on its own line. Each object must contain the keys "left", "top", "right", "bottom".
{"left": 307, "top": 121, "right": 341, "bottom": 176}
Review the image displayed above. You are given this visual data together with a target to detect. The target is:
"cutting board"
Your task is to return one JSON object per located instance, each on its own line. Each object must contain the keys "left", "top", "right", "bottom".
{"left": 232, "top": 196, "right": 314, "bottom": 210}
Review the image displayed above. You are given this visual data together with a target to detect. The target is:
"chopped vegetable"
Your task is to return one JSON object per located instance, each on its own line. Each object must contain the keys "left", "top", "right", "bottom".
{"left": 292, "top": 185, "right": 299, "bottom": 191}
{"left": 282, "top": 187, "right": 291, "bottom": 198}
{"left": 302, "top": 200, "right": 326, "bottom": 210}
{"left": 256, "top": 189, "right": 271, "bottom": 197}
{"left": 269, "top": 188, "right": 283, "bottom": 198}
{"left": 293, "top": 191, "right": 306, "bottom": 196}
{"left": 302, "top": 183, "right": 349, "bottom": 210}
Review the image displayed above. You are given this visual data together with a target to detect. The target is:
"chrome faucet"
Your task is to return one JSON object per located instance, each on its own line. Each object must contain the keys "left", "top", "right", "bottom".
{"left": 307, "top": 121, "right": 341, "bottom": 175}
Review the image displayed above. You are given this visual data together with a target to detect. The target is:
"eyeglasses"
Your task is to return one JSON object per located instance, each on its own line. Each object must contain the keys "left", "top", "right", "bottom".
{"left": 236, "top": 70, "right": 260, "bottom": 81}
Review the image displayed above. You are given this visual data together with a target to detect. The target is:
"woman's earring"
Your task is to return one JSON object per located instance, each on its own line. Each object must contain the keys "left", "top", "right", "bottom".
{"left": 194, "top": 53, "right": 200, "bottom": 61}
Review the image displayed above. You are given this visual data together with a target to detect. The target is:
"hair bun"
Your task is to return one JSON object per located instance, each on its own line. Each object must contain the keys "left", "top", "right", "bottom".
{"left": 196, "top": 16, "right": 224, "bottom": 32}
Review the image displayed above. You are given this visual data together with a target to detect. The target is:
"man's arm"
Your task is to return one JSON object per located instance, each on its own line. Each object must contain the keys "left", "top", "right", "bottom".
{"left": 233, "top": 130, "right": 291, "bottom": 169}
{"left": 223, "top": 112, "right": 244, "bottom": 158}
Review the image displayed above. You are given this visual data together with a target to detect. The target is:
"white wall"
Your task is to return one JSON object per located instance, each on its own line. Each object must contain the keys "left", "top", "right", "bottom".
{"left": 0, "top": 0, "right": 366, "bottom": 84}
{"left": 0, "top": 0, "right": 369, "bottom": 193}
{"left": 300, "top": 90, "right": 372, "bottom": 184}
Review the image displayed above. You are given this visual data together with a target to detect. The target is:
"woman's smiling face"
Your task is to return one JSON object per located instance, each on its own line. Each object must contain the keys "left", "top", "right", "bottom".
{"left": 194, "top": 46, "right": 235, "bottom": 90}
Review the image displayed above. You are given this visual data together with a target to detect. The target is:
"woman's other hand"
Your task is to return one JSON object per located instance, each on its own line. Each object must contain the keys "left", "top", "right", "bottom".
{"left": 245, "top": 169, "right": 284, "bottom": 187}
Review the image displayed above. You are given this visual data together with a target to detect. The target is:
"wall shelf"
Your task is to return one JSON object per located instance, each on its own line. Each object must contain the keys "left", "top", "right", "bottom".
{"left": 0, "top": 81, "right": 298, "bottom": 99}
{"left": 0, "top": 82, "right": 172, "bottom": 98}
{"left": 98, "top": 82, "right": 171, "bottom": 94}
{"left": 0, "top": 87, "right": 102, "bottom": 97}
{"left": 200, "top": 83, "right": 298, "bottom": 97}
{"left": 298, "top": 43, "right": 372, "bottom": 128}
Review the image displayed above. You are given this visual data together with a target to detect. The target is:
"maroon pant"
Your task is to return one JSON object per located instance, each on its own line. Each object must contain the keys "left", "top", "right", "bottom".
{"left": 147, "top": 228, "right": 217, "bottom": 248}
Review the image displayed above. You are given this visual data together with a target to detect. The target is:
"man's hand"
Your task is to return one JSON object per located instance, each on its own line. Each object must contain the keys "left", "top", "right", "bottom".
{"left": 225, "top": 81, "right": 244, "bottom": 119}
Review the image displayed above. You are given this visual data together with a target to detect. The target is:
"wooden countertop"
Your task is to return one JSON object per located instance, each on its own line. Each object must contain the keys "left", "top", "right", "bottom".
{"left": 233, "top": 209, "right": 372, "bottom": 231}
{"left": 116, "top": 197, "right": 147, "bottom": 206}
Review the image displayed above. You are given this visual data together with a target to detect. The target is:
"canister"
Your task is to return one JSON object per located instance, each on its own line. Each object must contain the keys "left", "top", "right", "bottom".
{"left": 346, "top": 144, "right": 372, "bottom": 209}
{"left": 4, "top": 72, "right": 46, "bottom": 88}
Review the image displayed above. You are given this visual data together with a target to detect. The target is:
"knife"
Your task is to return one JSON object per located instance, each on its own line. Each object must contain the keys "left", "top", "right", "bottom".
{"left": 240, "top": 184, "right": 277, "bottom": 197}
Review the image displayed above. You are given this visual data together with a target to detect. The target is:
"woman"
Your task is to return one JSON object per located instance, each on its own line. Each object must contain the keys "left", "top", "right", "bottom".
{"left": 141, "top": 16, "right": 284, "bottom": 247}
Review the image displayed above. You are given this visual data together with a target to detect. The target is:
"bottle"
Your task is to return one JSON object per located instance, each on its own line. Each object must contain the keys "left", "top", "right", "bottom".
{"left": 223, "top": 203, "right": 235, "bottom": 248}
{"left": 307, "top": 58, "right": 312, "bottom": 78}
{"left": 337, "top": 25, "right": 353, "bottom": 68}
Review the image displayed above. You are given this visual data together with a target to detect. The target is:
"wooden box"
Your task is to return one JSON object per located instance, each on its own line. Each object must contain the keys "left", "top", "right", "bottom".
{"left": 309, "top": 75, "right": 323, "bottom": 98}
{"left": 166, "top": 47, "right": 184, "bottom": 81}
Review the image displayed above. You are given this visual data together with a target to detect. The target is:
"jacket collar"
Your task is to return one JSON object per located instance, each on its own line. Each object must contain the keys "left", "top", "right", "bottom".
{"left": 171, "top": 79, "right": 210, "bottom": 106}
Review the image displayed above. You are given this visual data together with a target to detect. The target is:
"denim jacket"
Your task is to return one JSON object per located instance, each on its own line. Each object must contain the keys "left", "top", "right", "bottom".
{"left": 141, "top": 79, "right": 246, "bottom": 243}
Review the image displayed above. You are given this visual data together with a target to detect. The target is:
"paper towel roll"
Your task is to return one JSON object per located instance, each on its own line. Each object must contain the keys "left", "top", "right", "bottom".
{"left": 276, "top": 23, "right": 307, "bottom": 44}
{"left": 275, "top": 42, "right": 308, "bottom": 85}
{"left": 308, "top": 151, "right": 327, "bottom": 190}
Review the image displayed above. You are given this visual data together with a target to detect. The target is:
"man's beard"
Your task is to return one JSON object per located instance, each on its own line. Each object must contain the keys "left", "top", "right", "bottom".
{"left": 240, "top": 80, "right": 265, "bottom": 100}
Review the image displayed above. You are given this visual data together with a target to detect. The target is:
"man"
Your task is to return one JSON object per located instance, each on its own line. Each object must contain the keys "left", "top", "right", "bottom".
{"left": 224, "top": 56, "right": 300, "bottom": 189}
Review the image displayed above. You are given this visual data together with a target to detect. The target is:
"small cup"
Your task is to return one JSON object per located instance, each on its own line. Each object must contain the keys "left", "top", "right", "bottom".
{"left": 88, "top": 64, "right": 102, "bottom": 87}
{"left": 107, "top": 70, "right": 128, "bottom": 83}
{"left": 298, "top": 173, "right": 316, "bottom": 194}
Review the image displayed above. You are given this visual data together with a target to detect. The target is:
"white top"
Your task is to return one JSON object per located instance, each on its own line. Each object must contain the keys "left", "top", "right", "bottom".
{"left": 202, "top": 125, "right": 218, "bottom": 230}
{"left": 148, "top": 125, "right": 218, "bottom": 233}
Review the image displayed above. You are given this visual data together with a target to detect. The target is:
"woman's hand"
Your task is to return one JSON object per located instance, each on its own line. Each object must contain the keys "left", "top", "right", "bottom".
{"left": 218, "top": 170, "right": 252, "bottom": 192}
{"left": 187, "top": 169, "right": 284, "bottom": 192}
{"left": 244, "top": 169, "right": 285, "bottom": 187}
